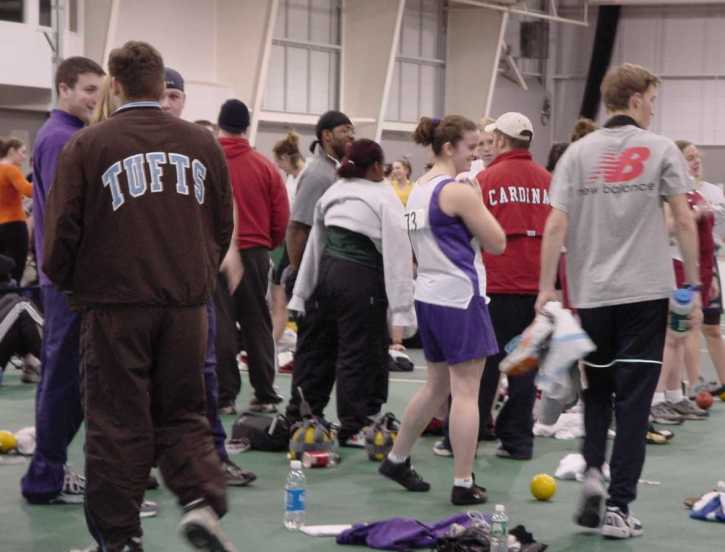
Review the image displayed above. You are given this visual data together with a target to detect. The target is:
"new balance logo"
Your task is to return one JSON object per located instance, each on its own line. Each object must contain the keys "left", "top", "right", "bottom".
{"left": 590, "top": 147, "right": 650, "bottom": 183}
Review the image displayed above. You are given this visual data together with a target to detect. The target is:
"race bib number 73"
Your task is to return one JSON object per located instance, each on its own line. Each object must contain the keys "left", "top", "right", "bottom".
{"left": 403, "top": 208, "right": 427, "bottom": 232}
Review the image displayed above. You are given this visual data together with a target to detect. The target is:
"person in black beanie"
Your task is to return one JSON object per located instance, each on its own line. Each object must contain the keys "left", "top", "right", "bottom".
{"left": 218, "top": 99, "right": 290, "bottom": 413}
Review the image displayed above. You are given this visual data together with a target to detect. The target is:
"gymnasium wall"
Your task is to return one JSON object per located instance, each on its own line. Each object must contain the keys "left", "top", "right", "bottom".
{"left": 554, "top": 4, "right": 725, "bottom": 183}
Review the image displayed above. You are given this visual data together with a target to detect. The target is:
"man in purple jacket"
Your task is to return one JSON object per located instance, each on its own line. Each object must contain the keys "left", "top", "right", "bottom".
{"left": 20, "top": 57, "right": 104, "bottom": 504}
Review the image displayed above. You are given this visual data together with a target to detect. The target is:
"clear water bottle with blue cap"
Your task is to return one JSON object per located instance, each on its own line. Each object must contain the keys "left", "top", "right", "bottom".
{"left": 284, "top": 460, "right": 306, "bottom": 530}
{"left": 669, "top": 287, "right": 695, "bottom": 333}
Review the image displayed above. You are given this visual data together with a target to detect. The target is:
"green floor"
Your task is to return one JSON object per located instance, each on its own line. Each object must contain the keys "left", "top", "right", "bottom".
{"left": 1, "top": 362, "right": 724, "bottom": 552}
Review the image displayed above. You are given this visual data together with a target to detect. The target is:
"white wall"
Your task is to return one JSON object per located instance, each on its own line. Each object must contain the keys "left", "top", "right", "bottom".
{"left": 109, "top": 0, "right": 229, "bottom": 122}
{"left": 0, "top": 0, "right": 85, "bottom": 93}
{"left": 554, "top": 4, "right": 725, "bottom": 181}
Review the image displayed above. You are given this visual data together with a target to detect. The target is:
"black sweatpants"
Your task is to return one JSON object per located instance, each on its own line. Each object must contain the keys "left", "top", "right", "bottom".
{"left": 473, "top": 294, "right": 538, "bottom": 457}
{"left": 577, "top": 299, "right": 667, "bottom": 512}
{"left": 234, "top": 247, "right": 277, "bottom": 403}
{"left": 214, "top": 273, "right": 241, "bottom": 407}
{"left": 0, "top": 308, "right": 41, "bottom": 369}
{"left": 81, "top": 305, "right": 226, "bottom": 549}
{"left": 285, "top": 255, "right": 389, "bottom": 441}
{"left": 0, "top": 220, "right": 29, "bottom": 282}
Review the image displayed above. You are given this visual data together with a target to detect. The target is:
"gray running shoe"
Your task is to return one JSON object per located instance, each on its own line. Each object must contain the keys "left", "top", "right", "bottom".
{"left": 668, "top": 399, "right": 708, "bottom": 420}
{"left": 179, "top": 505, "right": 238, "bottom": 552}
{"left": 574, "top": 467, "right": 606, "bottom": 529}
{"left": 650, "top": 402, "right": 684, "bottom": 425}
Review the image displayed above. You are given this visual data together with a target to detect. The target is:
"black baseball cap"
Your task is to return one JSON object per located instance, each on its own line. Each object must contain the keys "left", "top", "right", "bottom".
{"left": 164, "top": 67, "right": 184, "bottom": 92}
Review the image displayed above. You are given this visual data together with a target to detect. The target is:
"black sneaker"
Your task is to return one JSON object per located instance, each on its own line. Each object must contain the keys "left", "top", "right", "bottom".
{"left": 379, "top": 457, "right": 430, "bottom": 492}
{"left": 451, "top": 477, "right": 487, "bottom": 506}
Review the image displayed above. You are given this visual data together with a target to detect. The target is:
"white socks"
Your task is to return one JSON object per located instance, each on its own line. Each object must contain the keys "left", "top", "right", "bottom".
{"left": 652, "top": 392, "right": 666, "bottom": 406}
{"left": 665, "top": 389, "right": 684, "bottom": 403}
{"left": 454, "top": 477, "right": 473, "bottom": 488}
{"left": 387, "top": 453, "right": 407, "bottom": 464}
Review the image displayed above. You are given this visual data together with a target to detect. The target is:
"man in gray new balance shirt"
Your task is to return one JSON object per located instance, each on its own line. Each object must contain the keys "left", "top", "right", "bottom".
{"left": 536, "top": 64, "right": 700, "bottom": 540}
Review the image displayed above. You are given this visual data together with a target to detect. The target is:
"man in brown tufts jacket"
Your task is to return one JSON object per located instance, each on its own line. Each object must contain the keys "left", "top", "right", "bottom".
{"left": 44, "top": 41, "right": 237, "bottom": 552}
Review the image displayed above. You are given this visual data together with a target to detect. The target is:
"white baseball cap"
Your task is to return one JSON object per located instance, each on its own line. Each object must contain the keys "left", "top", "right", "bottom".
{"left": 485, "top": 112, "right": 534, "bottom": 142}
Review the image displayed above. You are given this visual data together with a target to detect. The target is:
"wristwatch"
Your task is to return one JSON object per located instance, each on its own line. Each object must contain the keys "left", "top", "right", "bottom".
{"left": 684, "top": 283, "right": 703, "bottom": 292}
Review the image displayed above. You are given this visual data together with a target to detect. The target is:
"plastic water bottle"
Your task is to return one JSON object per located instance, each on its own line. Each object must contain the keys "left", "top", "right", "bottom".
{"left": 490, "top": 504, "right": 508, "bottom": 552}
{"left": 670, "top": 287, "right": 695, "bottom": 333}
{"left": 284, "top": 460, "right": 306, "bottom": 530}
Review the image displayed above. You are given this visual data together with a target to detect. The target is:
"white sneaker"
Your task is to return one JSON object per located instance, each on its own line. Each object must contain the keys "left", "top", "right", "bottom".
{"left": 574, "top": 467, "right": 606, "bottom": 528}
{"left": 51, "top": 466, "right": 85, "bottom": 504}
{"left": 179, "top": 504, "right": 239, "bottom": 552}
{"left": 342, "top": 430, "right": 367, "bottom": 448}
{"left": 432, "top": 439, "right": 453, "bottom": 457}
{"left": 140, "top": 499, "right": 159, "bottom": 519}
{"left": 601, "top": 506, "right": 643, "bottom": 539}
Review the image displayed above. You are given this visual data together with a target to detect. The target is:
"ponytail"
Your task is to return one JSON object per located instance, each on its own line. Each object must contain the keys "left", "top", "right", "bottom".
{"left": 337, "top": 139, "right": 384, "bottom": 179}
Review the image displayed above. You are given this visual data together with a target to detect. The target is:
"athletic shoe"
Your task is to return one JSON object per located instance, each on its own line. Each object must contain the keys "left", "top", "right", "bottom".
{"left": 432, "top": 438, "right": 453, "bottom": 457}
{"left": 574, "top": 467, "right": 606, "bottom": 529}
{"left": 50, "top": 466, "right": 86, "bottom": 504}
{"left": 451, "top": 476, "right": 487, "bottom": 506}
{"left": 218, "top": 404, "right": 238, "bottom": 416}
{"left": 650, "top": 402, "right": 683, "bottom": 425}
{"left": 645, "top": 429, "right": 668, "bottom": 445}
{"left": 140, "top": 500, "right": 158, "bottom": 519}
{"left": 247, "top": 399, "right": 278, "bottom": 413}
{"left": 341, "top": 430, "right": 366, "bottom": 448}
{"left": 706, "top": 383, "right": 725, "bottom": 397}
{"left": 495, "top": 446, "right": 532, "bottom": 460}
{"left": 222, "top": 459, "right": 256, "bottom": 487}
{"left": 379, "top": 457, "right": 430, "bottom": 492}
{"left": 668, "top": 399, "right": 708, "bottom": 420}
{"left": 21, "top": 356, "right": 41, "bottom": 384}
{"left": 179, "top": 504, "right": 239, "bottom": 552}
{"left": 646, "top": 423, "right": 673, "bottom": 445}
{"left": 601, "top": 506, "right": 643, "bottom": 539}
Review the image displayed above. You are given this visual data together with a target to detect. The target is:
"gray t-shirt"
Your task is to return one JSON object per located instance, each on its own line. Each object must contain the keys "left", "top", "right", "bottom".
{"left": 291, "top": 148, "right": 338, "bottom": 226}
{"left": 551, "top": 124, "right": 690, "bottom": 308}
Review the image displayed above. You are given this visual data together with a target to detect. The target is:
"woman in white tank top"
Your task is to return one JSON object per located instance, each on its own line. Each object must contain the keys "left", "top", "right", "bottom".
{"left": 378, "top": 115, "right": 506, "bottom": 506}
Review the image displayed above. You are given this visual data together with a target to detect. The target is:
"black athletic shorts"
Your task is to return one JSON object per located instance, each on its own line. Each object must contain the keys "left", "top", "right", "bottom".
{"left": 704, "top": 259, "right": 723, "bottom": 326}
{"left": 271, "top": 246, "right": 290, "bottom": 286}
{"left": 577, "top": 299, "right": 669, "bottom": 368}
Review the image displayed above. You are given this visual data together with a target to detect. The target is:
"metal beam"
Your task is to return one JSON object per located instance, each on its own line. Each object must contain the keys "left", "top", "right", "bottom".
{"left": 451, "top": 0, "right": 589, "bottom": 27}
{"left": 249, "top": 0, "right": 280, "bottom": 146}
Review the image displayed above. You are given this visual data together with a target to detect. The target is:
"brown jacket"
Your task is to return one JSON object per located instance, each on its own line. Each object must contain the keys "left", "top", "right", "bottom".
{"left": 43, "top": 103, "right": 233, "bottom": 307}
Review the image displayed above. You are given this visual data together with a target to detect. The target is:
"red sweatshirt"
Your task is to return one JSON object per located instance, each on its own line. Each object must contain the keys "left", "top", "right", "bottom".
{"left": 477, "top": 150, "right": 551, "bottom": 294}
{"left": 220, "top": 137, "right": 289, "bottom": 250}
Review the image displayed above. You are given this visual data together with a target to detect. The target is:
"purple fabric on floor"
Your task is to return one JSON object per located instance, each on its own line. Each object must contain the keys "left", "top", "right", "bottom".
{"left": 337, "top": 512, "right": 490, "bottom": 550}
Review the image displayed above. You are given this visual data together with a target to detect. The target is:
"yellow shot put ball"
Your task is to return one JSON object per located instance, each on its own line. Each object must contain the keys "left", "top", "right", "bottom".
{"left": 531, "top": 473, "right": 557, "bottom": 501}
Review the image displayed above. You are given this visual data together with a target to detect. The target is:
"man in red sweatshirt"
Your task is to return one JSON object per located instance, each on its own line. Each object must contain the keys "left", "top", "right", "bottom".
{"left": 218, "top": 99, "right": 290, "bottom": 412}
{"left": 476, "top": 112, "right": 551, "bottom": 460}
